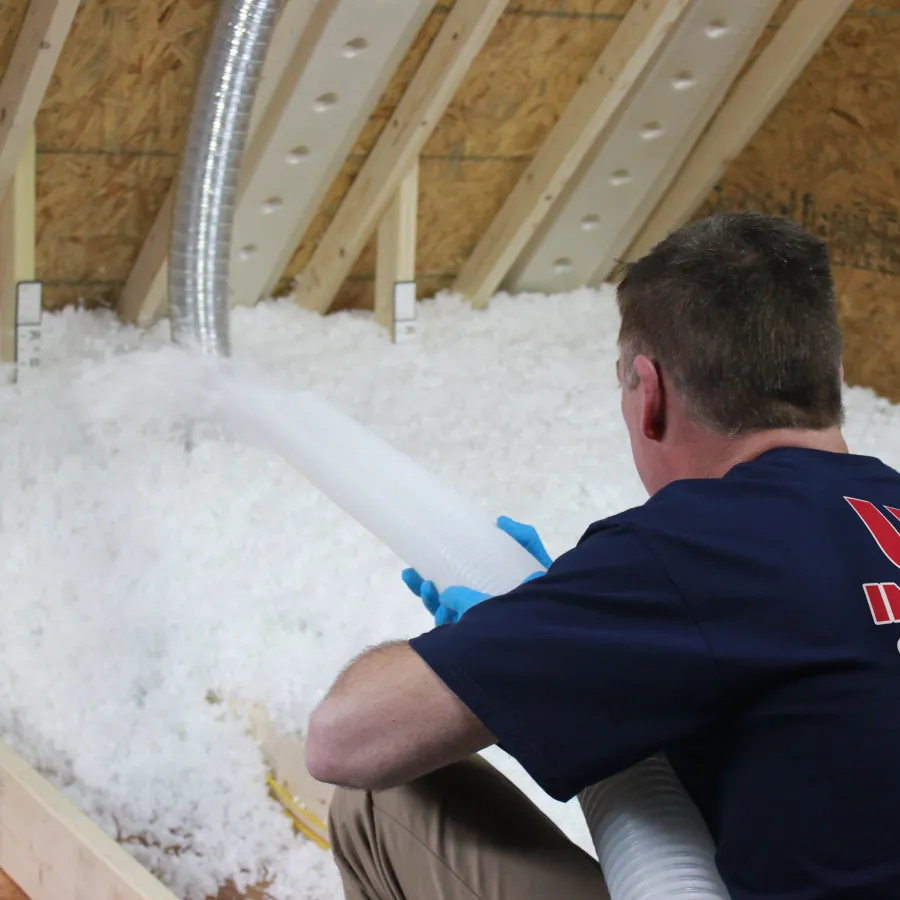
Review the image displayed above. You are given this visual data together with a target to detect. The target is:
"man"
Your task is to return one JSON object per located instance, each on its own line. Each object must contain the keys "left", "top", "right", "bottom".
{"left": 306, "top": 212, "right": 900, "bottom": 900}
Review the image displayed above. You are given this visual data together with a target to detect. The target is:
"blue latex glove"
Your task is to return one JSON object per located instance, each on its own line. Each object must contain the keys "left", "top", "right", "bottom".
{"left": 402, "top": 516, "right": 552, "bottom": 625}
{"left": 401, "top": 570, "right": 487, "bottom": 625}
{"left": 495, "top": 515, "right": 553, "bottom": 569}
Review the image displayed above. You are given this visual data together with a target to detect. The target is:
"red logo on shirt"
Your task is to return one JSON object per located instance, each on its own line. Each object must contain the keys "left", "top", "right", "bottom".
{"left": 845, "top": 497, "right": 900, "bottom": 624}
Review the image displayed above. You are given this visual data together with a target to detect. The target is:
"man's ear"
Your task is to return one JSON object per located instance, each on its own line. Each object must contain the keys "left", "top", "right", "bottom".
{"left": 633, "top": 355, "right": 665, "bottom": 442}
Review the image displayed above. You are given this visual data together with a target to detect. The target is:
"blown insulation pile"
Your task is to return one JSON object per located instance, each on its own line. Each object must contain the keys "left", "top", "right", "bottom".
{"left": 0, "top": 286, "right": 897, "bottom": 898}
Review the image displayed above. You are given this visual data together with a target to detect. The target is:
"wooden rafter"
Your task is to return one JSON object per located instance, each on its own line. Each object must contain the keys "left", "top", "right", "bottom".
{"left": 452, "top": 0, "right": 692, "bottom": 310}
{"left": 0, "top": 0, "right": 79, "bottom": 200}
{"left": 291, "top": 0, "right": 509, "bottom": 315}
{"left": 228, "top": 0, "right": 436, "bottom": 310}
{"left": 624, "top": 0, "right": 855, "bottom": 264}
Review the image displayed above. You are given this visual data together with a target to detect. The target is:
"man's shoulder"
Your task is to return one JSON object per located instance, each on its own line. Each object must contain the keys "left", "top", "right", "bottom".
{"left": 578, "top": 476, "right": 740, "bottom": 545}
{"left": 578, "top": 448, "right": 900, "bottom": 558}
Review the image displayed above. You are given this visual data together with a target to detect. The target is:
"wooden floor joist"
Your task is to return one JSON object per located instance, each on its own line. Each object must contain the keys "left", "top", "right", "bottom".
{"left": 291, "top": 0, "right": 509, "bottom": 315}
{"left": 0, "top": 704, "right": 329, "bottom": 900}
{"left": 452, "top": 0, "right": 691, "bottom": 310}
{"left": 624, "top": 0, "right": 855, "bottom": 264}
{"left": 0, "top": 740, "right": 178, "bottom": 900}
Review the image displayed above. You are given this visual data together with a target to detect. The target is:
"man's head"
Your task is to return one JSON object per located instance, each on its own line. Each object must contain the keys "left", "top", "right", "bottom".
{"left": 615, "top": 212, "right": 845, "bottom": 495}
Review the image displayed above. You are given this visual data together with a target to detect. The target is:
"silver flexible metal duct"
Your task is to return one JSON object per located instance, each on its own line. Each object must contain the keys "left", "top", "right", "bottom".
{"left": 169, "top": 0, "right": 283, "bottom": 356}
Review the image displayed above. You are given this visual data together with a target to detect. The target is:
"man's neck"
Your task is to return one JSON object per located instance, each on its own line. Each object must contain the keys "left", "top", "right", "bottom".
{"left": 692, "top": 426, "right": 849, "bottom": 481}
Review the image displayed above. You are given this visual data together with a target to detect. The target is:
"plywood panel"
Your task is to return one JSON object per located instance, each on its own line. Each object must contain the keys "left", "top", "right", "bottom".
{"left": 424, "top": 13, "right": 621, "bottom": 158}
{"left": 34, "top": 0, "right": 214, "bottom": 309}
{"left": 693, "top": 5, "right": 900, "bottom": 400}
{"left": 836, "top": 267, "right": 900, "bottom": 401}
{"left": 328, "top": 155, "right": 530, "bottom": 309}
{"left": 37, "top": 151, "right": 173, "bottom": 310}
{"left": 0, "top": 0, "right": 30, "bottom": 79}
{"left": 38, "top": 0, "right": 211, "bottom": 154}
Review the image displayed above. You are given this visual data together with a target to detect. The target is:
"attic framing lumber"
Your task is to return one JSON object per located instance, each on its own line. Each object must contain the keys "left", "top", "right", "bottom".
{"left": 0, "top": 0, "right": 79, "bottom": 202}
{"left": 292, "top": 0, "right": 509, "bottom": 315}
{"left": 0, "top": 739, "right": 178, "bottom": 900}
{"left": 0, "top": 710, "right": 331, "bottom": 900}
{"left": 229, "top": 0, "right": 436, "bottom": 310}
{"left": 624, "top": 0, "right": 855, "bottom": 264}
{"left": 0, "top": 130, "right": 35, "bottom": 367}
{"left": 375, "top": 161, "right": 419, "bottom": 339}
{"left": 452, "top": 0, "right": 692, "bottom": 310}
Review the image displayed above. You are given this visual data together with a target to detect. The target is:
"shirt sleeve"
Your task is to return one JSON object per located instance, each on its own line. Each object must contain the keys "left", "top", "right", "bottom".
{"left": 408, "top": 523, "right": 723, "bottom": 802}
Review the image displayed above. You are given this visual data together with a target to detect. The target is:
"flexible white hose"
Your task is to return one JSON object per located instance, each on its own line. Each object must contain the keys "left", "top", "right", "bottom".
{"left": 581, "top": 757, "right": 728, "bottom": 899}
{"left": 117, "top": 352, "right": 730, "bottom": 899}
{"left": 209, "top": 381, "right": 544, "bottom": 594}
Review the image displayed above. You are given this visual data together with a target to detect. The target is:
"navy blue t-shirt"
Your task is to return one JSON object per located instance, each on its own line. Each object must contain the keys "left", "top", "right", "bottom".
{"left": 409, "top": 448, "right": 900, "bottom": 900}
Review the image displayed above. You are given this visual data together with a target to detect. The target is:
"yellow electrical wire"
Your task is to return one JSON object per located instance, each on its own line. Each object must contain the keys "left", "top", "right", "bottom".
{"left": 266, "top": 774, "right": 331, "bottom": 851}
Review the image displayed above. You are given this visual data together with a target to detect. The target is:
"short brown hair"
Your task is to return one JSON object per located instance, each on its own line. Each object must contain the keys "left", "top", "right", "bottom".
{"left": 616, "top": 212, "right": 844, "bottom": 434}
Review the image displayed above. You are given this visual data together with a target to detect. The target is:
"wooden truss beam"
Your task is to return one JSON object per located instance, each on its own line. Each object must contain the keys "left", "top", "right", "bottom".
{"left": 624, "top": 0, "right": 855, "bottom": 264}
{"left": 291, "top": 0, "right": 509, "bottom": 315}
{"left": 452, "top": 0, "right": 692, "bottom": 309}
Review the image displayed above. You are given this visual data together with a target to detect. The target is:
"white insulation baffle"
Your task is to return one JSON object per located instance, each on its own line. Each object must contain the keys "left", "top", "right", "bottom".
{"left": 505, "top": 0, "right": 779, "bottom": 295}
{"left": 229, "top": 0, "right": 437, "bottom": 308}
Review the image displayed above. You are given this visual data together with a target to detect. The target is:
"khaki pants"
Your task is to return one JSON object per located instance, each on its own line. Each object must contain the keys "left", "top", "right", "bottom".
{"left": 328, "top": 756, "right": 609, "bottom": 900}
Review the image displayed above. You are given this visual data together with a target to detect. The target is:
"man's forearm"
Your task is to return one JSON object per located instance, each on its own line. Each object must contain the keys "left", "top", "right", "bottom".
{"left": 305, "top": 640, "right": 494, "bottom": 790}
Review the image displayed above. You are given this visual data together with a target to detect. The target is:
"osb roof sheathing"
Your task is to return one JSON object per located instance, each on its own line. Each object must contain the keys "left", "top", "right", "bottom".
{"left": 3, "top": 0, "right": 216, "bottom": 310}
{"left": 694, "top": 0, "right": 900, "bottom": 400}
{"left": 8, "top": 0, "right": 637, "bottom": 311}
{"left": 3, "top": 0, "right": 899, "bottom": 402}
